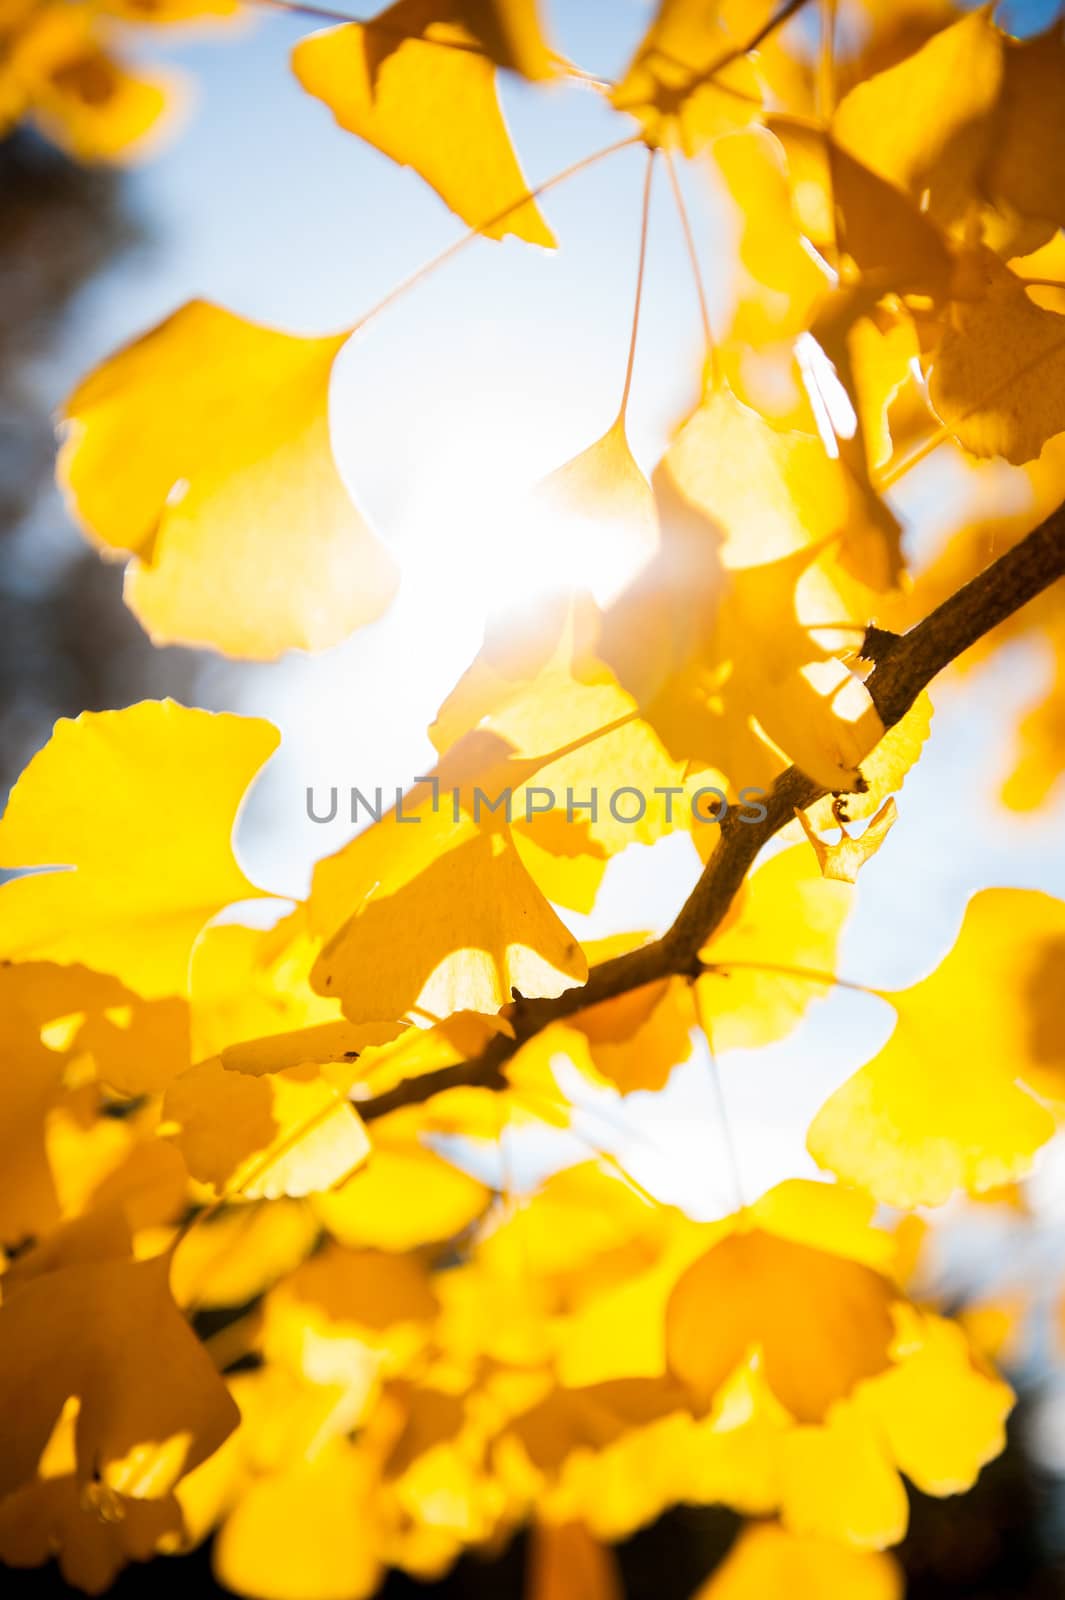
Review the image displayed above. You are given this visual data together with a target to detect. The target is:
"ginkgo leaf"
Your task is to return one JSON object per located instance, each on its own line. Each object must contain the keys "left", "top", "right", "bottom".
{"left": 163, "top": 1060, "right": 371, "bottom": 1200}
{"left": 696, "top": 845, "right": 854, "bottom": 1053}
{"left": 663, "top": 378, "right": 902, "bottom": 589}
{"left": 312, "top": 826, "right": 586, "bottom": 1024}
{"left": 666, "top": 1224, "right": 899, "bottom": 1422}
{"left": 569, "top": 971, "right": 694, "bottom": 1094}
{"left": 778, "top": 1403, "right": 909, "bottom": 1549}
{"left": 808, "top": 889, "right": 1065, "bottom": 1207}
{"left": 214, "top": 1440, "right": 382, "bottom": 1600}
{"left": 313, "top": 1107, "right": 490, "bottom": 1250}
{"left": 170, "top": 1202, "right": 320, "bottom": 1311}
{"left": 984, "top": 26, "right": 1065, "bottom": 250}
{"left": 768, "top": 117, "right": 954, "bottom": 303}
{"left": 713, "top": 127, "right": 832, "bottom": 348}
{"left": 794, "top": 797, "right": 898, "bottom": 884}
{"left": 928, "top": 248, "right": 1065, "bottom": 464}
{"left": 804, "top": 694, "right": 932, "bottom": 830}
{"left": 291, "top": 0, "right": 555, "bottom": 245}
{"left": 453, "top": 0, "right": 555, "bottom": 79}
{"left": 611, "top": 0, "right": 766, "bottom": 154}
{"left": 0, "top": 1222, "right": 238, "bottom": 1501}
{"left": 0, "top": 1469, "right": 182, "bottom": 1597}
{"left": 188, "top": 910, "right": 343, "bottom": 1062}
{"left": 694, "top": 1521, "right": 903, "bottom": 1600}
{"left": 0, "top": 702, "right": 278, "bottom": 999}
{"left": 58, "top": 301, "right": 397, "bottom": 658}
{"left": 10, "top": 7, "right": 173, "bottom": 163}
{"left": 854, "top": 1311, "right": 1013, "bottom": 1496}
{"left": 831, "top": 9, "right": 1004, "bottom": 230}
{"left": 530, "top": 419, "right": 659, "bottom": 606}
{"left": 219, "top": 1018, "right": 405, "bottom": 1079}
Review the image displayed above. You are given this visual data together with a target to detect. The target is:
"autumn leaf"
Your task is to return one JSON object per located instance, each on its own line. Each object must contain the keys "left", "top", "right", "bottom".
{"left": 831, "top": 10, "right": 1004, "bottom": 232}
{"left": 611, "top": 0, "right": 766, "bottom": 153}
{"left": 694, "top": 1521, "right": 902, "bottom": 1600}
{"left": 0, "top": 1212, "right": 238, "bottom": 1502}
{"left": 291, "top": 0, "right": 555, "bottom": 244}
{"left": 984, "top": 25, "right": 1065, "bottom": 251}
{"left": 927, "top": 248, "right": 1065, "bottom": 464}
{"left": 696, "top": 844, "right": 855, "bottom": 1053}
{"left": 6, "top": 6, "right": 174, "bottom": 162}
{"left": 313, "top": 1106, "right": 490, "bottom": 1250}
{"left": 312, "top": 825, "right": 587, "bottom": 1023}
{"left": 600, "top": 466, "right": 884, "bottom": 792}
{"left": 0, "top": 702, "right": 278, "bottom": 999}
{"left": 163, "top": 1059, "right": 371, "bottom": 1200}
{"left": 666, "top": 1225, "right": 899, "bottom": 1422}
{"left": 58, "top": 301, "right": 397, "bottom": 658}
{"left": 661, "top": 376, "right": 902, "bottom": 589}
{"left": 808, "top": 889, "right": 1065, "bottom": 1207}
{"left": 794, "top": 797, "right": 898, "bottom": 885}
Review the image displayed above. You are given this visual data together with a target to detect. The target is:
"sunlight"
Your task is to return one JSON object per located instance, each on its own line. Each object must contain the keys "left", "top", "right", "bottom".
{"left": 389, "top": 414, "right": 658, "bottom": 641}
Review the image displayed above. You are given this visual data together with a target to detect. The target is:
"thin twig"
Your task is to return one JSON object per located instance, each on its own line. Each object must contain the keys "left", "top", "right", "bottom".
{"left": 358, "top": 508, "right": 1065, "bottom": 1120}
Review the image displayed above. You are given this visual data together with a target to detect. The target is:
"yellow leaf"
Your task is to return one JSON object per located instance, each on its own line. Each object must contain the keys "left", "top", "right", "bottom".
{"left": 666, "top": 1223, "right": 899, "bottom": 1422}
{"left": 713, "top": 126, "right": 832, "bottom": 348}
{"left": 58, "top": 302, "right": 397, "bottom": 658}
{"left": 530, "top": 419, "right": 659, "bottom": 605}
{"left": 808, "top": 889, "right": 1065, "bottom": 1207}
{"left": 768, "top": 117, "right": 954, "bottom": 303}
{"left": 855, "top": 1312, "right": 1013, "bottom": 1496}
{"left": 291, "top": 0, "right": 555, "bottom": 245}
{"left": 214, "top": 1439, "right": 381, "bottom": 1600}
{"left": 694, "top": 1521, "right": 903, "bottom": 1600}
{"left": 663, "top": 378, "right": 902, "bottom": 590}
{"left": 171, "top": 1201, "right": 320, "bottom": 1310}
{"left": 696, "top": 844, "right": 854, "bottom": 1053}
{"left": 10, "top": 7, "right": 173, "bottom": 162}
{"left": 804, "top": 693, "right": 933, "bottom": 831}
{"left": 832, "top": 10, "right": 1004, "bottom": 230}
{"left": 928, "top": 248, "right": 1065, "bottom": 464}
{"left": 189, "top": 909, "right": 341, "bottom": 1061}
{"left": 569, "top": 973, "right": 694, "bottom": 1094}
{"left": 984, "top": 27, "right": 1065, "bottom": 251}
{"left": 0, "top": 1226, "right": 237, "bottom": 1501}
{"left": 314, "top": 1107, "right": 490, "bottom": 1249}
{"left": 611, "top": 0, "right": 766, "bottom": 154}
{"left": 794, "top": 797, "right": 898, "bottom": 884}
{"left": 163, "top": 1060, "right": 371, "bottom": 1199}
{"left": 453, "top": 0, "right": 555, "bottom": 79}
{"left": 779, "top": 1404, "right": 909, "bottom": 1549}
{"left": 312, "top": 826, "right": 586, "bottom": 1024}
{"left": 0, "top": 1467, "right": 182, "bottom": 1596}
{"left": 0, "top": 702, "right": 278, "bottom": 999}
{"left": 600, "top": 464, "right": 884, "bottom": 792}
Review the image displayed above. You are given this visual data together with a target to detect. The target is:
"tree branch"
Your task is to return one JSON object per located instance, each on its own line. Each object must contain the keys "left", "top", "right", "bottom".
{"left": 358, "top": 508, "right": 1065, "bottom": 1122}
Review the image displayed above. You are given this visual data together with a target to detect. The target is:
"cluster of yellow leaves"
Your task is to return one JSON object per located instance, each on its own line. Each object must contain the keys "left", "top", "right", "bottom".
{"left": 7, "top": 0, "right": 1065, "bottom": 1596}
{"left": 0, "top": 0, "right": 236, "bottom": 161}
{"left": 0, "top": 689, "right": 1050, "bottom": 1596}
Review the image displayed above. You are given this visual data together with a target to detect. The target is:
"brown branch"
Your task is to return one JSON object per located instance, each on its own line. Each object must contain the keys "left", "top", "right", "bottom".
{"left": 358, "top": 507, "right": 1065, "bottom": 1121}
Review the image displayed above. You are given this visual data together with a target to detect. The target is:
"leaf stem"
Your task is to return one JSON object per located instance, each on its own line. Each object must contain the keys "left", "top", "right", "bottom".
{"left": 619, "top": 150, "right": 656, "bottom": 421}
{"left": 664, "top": 148, "right": 716, "bottom": 383}
{"left": 349, "top": 134, "right": 643, "bottom": 337}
